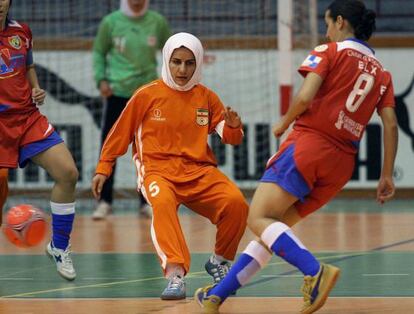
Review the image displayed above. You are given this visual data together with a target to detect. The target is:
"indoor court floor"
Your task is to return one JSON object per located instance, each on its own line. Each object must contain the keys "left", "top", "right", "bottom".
{"left": 0, "top": 198, "right": 413, "bottom": 313}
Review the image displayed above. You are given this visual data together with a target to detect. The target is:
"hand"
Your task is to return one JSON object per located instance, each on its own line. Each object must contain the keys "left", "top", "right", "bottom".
{"left": 222, "top": 106, "right": 241, "bottom": 128}
{"left": 32, "top": 87, "right": 46, "bottom": 106}
{"left": 99, "top": 80, "right": 113, "bottom": 98}
{"left": 91, "top": 174, "right": 108, "bottom": 199}
{"left": 272, "top": 120, "right": 289, "bottom": 138}
{"left": 376, "top": 176, "right": 395, "bottom": 204}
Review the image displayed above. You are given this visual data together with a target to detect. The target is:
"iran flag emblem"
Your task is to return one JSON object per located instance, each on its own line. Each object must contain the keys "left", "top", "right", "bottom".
{"left": 196, "top": 108, "right": 209, "bottom": 126}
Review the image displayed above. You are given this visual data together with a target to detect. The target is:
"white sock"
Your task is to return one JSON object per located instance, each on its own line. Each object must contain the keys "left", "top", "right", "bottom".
{"left": 211, "top": 254, "right": 229, "bottom": 264}
{"left": 165, "top": 263, "right": 185, "bottom": 279}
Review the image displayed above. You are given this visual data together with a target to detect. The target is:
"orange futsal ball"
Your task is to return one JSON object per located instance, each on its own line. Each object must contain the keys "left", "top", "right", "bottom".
{"left": 3, "top": 204, "right": 47, "bottom": 248}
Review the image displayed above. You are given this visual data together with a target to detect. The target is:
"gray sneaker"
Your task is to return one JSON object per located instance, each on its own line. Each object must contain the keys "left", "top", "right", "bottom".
{"left": 46, "top": 242, "right": 76, "bottom": 281}
{"left": 160, "top": 275, "right": 186, "bottom": 300}
{"left": 205, "top": 258, "right": 231, "bottom": 284}
{"left": 92, "top": 201, "right": 111, "bottom": 220}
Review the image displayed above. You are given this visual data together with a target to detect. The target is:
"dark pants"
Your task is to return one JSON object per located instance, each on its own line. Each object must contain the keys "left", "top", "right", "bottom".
{"left": 99, "top": 95, "right": 147, "bottom": 207}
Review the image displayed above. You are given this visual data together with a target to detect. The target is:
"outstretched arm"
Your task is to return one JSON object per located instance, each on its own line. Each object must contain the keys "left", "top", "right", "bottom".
{"left": 377, "top": 107, "right": 398, "bottom": 204}
{"left": 94, "top": 95, "right": 143, "bottom": 181}
{"left": 272, "top": 72, "right": 323, "bottom": 137}
{"left": 92, "top": 109, "right": 135, "bottom": 199}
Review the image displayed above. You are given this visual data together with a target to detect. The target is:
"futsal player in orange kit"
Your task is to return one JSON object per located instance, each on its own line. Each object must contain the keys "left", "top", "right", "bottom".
{"left": 92, "top": 32, "right": 248, "bottom": 300}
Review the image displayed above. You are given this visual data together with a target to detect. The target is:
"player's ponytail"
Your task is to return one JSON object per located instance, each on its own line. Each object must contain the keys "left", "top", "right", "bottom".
{"left": 354, "top": 9, "right": 376, "bottom": 41}
{"left": 327, "top": 0, "right": 377, "bottom": 41}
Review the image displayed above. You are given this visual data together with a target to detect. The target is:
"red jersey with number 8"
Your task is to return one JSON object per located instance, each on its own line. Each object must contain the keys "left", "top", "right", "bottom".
{"left": 295, "top": 38, "right": 395, "bottom": 154}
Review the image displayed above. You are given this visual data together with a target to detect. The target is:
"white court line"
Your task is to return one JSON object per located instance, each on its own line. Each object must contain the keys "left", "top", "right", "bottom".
{"left": 362, "top": 273, "right": 410, "bottom": 276}
{"left": 6, "top": 296, "right": 414, "bottom": 301}
{"left": 261, "top": 275, "right": 303, "bottom": 278}
{"left": 82, "top": 277, "right": 126, "bottom": 280}
{"left": 0, "top": 278, "right": 34, "bottom": 281}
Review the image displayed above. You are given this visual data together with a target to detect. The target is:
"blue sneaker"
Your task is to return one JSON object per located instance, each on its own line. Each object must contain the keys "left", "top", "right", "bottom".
{"left": 194, "top": 284, "right": 221, "bottom": 313}
{"left": 160, "top": 275, "right": 186, "bottom": 300}
{"left": 205, "top": 258, "right": 231, "bottom": 284}
{"left": 301, "top": 263, "right": 340, "bottom": 314}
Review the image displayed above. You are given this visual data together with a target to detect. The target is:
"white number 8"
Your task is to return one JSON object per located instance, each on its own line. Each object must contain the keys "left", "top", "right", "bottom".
{"left": 345, "top": 73, "right": 374, "bottom": 112}
{"left": 149, "top": 181, "right": 160, "bottom": 197}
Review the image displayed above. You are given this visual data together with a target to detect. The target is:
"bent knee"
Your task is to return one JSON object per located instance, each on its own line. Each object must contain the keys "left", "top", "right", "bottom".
{"left": 65, "top": 166, "right": 79, "bottom": 184}
{"left": 56, "top": 166, "right": 79, "bottom": 186}
{"left": 223, "top": 192, "right": 249, "bottom": 219}
{"left": 247, "top": 214, "right": 256, "bottom": 230}
{"left": 151, "top": 200, "right": 176, "bottom": 216}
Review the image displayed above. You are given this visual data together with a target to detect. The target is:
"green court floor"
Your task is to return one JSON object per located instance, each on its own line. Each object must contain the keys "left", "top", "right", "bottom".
{"left": 3, "top": 198, "right": 413, "bottom": 217}
{"left": 1, "top": 251, "right": 413, "bottom": 299}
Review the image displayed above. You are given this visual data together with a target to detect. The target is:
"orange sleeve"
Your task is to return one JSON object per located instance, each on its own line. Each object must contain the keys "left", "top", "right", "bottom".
{"left": 95, "top": 92, "right": 145, "bottom": 177}
{"left": 208, "top": 89, "right": 244, "bottom": 145}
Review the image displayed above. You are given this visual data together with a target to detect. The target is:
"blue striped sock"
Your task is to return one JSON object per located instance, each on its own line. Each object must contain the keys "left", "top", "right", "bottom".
{"left": 207, "top": 241, "right": 272, "bottom": 301}
{"left": 208, "top": 253, "right": 256, "bottom": 300}
{"left": 52, "top": 213, "right": 74, "bottom": 250}
{"left": 270, "top": 230, "right": 319, "bottom": 276}
{"left": 50, "top": 202, "right": 75, "bottom": 250}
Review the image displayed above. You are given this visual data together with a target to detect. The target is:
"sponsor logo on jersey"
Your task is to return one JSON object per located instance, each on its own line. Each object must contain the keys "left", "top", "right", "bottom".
{"left": 150, "top": 108, "right": 166, "bottom": 121}
{"left": 302, "top": 54, "right": 322, "bottom": 69}
{"left": 8, "top": 35, "right": 21, "bottom": 49}
{"left": 0, "top": 52, "right": 25, "bottom": 76}
{"left": 335, "top": 110, "right": 364, "bottom": 138}
{"left": 0, "top": 54, "right": 13, "bottom": 75}
{"left": 196, "top": 108, "right": 209, "bottom": 126}
{"left": 43, "top": 123, "right": 53, "bottom": 137}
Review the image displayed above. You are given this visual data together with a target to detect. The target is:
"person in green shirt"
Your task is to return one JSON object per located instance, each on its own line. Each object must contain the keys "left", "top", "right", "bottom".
{"left": 92, "top": 0, "right": 171, "bottom": 220}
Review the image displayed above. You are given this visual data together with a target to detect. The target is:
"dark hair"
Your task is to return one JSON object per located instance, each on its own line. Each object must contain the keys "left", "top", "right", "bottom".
{"left": 327, "top": 0, "right": 376, "bottom": 41}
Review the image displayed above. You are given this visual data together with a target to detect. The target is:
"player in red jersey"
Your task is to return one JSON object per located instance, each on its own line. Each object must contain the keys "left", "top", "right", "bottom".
{"left": 195, "top": 1, "right": 398, "bottom": 313}
{"left": 0, "top": 0, "right": 78, "bottom": 280}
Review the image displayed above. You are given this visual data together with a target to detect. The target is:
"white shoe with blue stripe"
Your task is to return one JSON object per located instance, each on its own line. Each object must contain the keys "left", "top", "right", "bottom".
{"left": 46, "top": 241, "right": 76, "bottom": 281}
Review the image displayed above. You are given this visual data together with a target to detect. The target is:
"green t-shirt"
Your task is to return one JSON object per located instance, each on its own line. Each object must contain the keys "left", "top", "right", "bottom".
{"left": 93, "top": 10, "right": 171, "bottom": 98}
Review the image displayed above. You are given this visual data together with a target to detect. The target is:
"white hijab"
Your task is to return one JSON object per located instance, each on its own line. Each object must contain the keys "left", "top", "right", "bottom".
{"left": 120, "top": 0, "right": 149, "bottom": 18}
{"left": 161, "top": 32, "right": 204, "bottom": 92}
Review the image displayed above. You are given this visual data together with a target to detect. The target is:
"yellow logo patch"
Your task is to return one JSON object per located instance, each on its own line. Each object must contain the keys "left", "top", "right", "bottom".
{"left": 8, "top": 36, "right": 21, "bottom": 49}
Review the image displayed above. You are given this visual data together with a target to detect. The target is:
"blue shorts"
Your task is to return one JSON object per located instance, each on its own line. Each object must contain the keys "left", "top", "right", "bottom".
{"left": 19, "top": 131, "right": 64, "bottom": 168}
{"left": 260, "top": 144, "right": 310, "bottom": 202}
{"left": 261, "top": 130, "right": 354, "bottom": 217}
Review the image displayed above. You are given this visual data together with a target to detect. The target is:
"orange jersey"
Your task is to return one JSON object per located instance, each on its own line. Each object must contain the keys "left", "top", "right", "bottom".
{"left": 96, "top": 79, "right": 243, "bottom": 183}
